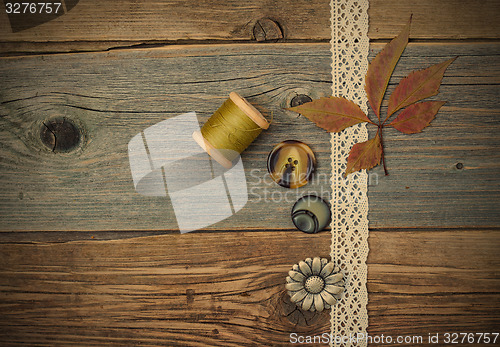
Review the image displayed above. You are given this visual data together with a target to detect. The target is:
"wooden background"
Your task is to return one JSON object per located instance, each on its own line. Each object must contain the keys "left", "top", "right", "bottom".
{"left": 0, "top": 0, "right": 499, "bottom": 345}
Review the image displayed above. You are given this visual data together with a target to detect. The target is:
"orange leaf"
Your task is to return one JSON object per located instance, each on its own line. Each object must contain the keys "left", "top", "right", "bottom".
{"left": 345, "top": 134, "right": 383, "bottom": 176}
{"left": 365, "top": 18, "right": 411, "bottom": 120}
{"left": 387, "top": 57, "right": 456, "bottom": 117}
{"left": 286, "top": 96, "right": 371, "bottom": 133}
{"left": 389, "top": 101, "right": 445, "bottom": 134}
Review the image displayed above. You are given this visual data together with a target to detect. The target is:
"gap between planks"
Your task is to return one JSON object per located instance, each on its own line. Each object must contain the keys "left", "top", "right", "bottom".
{"left": 2, "top": 38, "right": 500, "bottom": 58}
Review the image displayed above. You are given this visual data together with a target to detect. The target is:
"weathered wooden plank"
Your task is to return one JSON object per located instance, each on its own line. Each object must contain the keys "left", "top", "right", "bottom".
{"left": 0, "top": 229, "right": 498, "bottom": 345}
{"left": 0, "top": 43, "right": 498, "bottom": 231}
{"left": 0, "top": 0, "right": 499, "bottom": 54}
{"left": 0, "top": 43, "right": 332, "bottom": 232}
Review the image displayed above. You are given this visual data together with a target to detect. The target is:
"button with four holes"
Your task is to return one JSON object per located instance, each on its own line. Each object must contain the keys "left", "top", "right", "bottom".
{"left": 267, "top": 140, "right": 316, "bottom": 188}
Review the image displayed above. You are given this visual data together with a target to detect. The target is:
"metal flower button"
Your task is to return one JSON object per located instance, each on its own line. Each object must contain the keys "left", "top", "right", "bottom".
{"left": 285, "top": 257, "right": 344, "bottom": 312}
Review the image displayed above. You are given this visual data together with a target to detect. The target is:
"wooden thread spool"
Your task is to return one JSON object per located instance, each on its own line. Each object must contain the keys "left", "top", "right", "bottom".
{"left": 192, "top": 92, "right": 269, "bottom": 168}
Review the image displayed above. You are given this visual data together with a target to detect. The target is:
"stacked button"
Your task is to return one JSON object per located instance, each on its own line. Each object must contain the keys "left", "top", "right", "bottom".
{"left": 291, "top": 195, "right": 331, "bottom": 234}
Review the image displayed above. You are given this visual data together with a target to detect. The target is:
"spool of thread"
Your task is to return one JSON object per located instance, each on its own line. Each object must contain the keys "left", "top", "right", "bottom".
{"left": 193, "top": 92, "right": 269, "bottom": 168}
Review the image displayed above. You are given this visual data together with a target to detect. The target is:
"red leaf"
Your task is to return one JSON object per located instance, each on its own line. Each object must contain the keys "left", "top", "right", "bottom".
{"left": 286, "top": 96, "right": 372, "bottom": 133}
{"left": 345, "top": 134, "right": 383, "bottom": 176}
{"left": 389, "top": 101, "right": 445, "bottom": 134}
{"left": 387, "top": 57, "right": 456, "bottom": 117}
{"left": 365, "top": 18, "right": 411, "bottom": 120}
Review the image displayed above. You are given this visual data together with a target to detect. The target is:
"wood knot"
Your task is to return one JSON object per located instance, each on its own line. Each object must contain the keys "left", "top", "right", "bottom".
{"left": 269, "top": 290, "right": 329, "bottom": 329}
{"left": 290, "top": 94, "right": 312, "bottom": 107}
{"left": 40, "top": 118, "right": 81, "bottom": 153}
{"left": 186, "top": 289, "right": 195, "bottom": 305}
{"left": 253, "top": 18, "right": 283, "bottom": 42}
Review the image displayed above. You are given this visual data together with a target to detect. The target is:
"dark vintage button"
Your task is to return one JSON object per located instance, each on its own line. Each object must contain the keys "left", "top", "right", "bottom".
{"left": 267, "top": 140, "right": 316, "bottom": 188}
{"left": 291, "top": 195, "right": 331, "bottom": 234}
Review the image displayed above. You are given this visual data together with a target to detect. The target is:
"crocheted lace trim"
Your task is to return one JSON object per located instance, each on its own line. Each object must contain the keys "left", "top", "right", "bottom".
{"left": 330, "top": 0, "right": 370, "bottom": 345}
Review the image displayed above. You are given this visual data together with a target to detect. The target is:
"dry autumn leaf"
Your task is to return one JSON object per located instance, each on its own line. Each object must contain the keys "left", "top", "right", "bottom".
{"left": 389, "top": 101, "right": 446, "bottom": 134}
{"left": 365, "top": 17, "right": 411, "bottom": 120}
{"left": 387, "top": 57, "right": 457, "bottom": 118}
{"left": 285, "top": 17, "right": 455, "bottom": 176}
{"left": 345, "top": 134, "right": 383, "bottom": 176}
{"left": 286, "top": 96, "right": 373, "bottom": 133}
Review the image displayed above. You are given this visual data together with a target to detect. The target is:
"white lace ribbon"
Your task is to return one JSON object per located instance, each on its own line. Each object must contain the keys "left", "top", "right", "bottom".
{"left": 330, "top": 0, "right": 370, "bottom": 345}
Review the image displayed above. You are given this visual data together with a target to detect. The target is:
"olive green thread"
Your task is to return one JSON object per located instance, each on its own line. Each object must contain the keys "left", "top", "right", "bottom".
{"left": 201, "top": 97, "right": 270, "bottom": 161}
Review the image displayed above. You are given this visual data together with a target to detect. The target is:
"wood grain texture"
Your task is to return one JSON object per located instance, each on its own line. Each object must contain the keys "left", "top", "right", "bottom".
{"left": 0, "top": 43, "right": 334, "bottom": 232}
{"left": 0, "top": 0, "right": 499, "bottom": 54}
{"left": 0, "top": 229, "right": 498, "bottom": 345}
{"left": 0, "top": 43, "right": 498, "bottom": 232}
{"left": 0, "top": 0, "right": 498, "bottom": 345}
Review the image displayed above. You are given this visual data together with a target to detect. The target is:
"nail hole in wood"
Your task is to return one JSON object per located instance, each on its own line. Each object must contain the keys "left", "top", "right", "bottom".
{"left": 456, "top": 162, "right": 464, "bottom": 170}
{"left": 40, "top": 117, "right": 81, "bottom": 153}
{"left": 290, "top": 94, "right": 312, "bottom": 108}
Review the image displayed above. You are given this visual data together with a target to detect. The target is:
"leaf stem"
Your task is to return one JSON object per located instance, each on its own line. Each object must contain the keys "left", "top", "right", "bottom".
{"left": 381, "top": 112, "right": 392, "bottom": 126}
{"left": 378, "top": 125, "right": 389, "bottom": 176}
